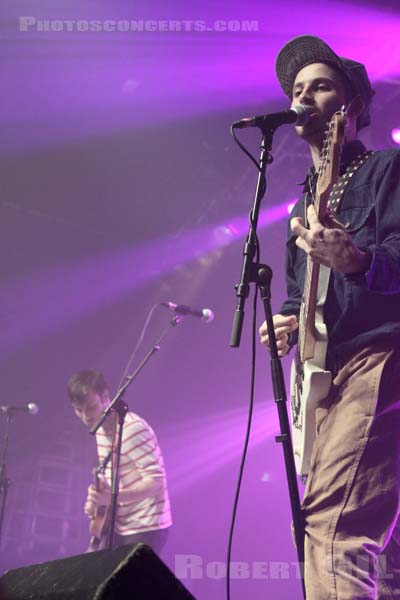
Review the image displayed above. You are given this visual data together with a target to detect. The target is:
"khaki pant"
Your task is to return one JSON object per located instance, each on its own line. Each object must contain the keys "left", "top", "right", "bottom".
{"left": 302, "top": 345, "right": 400, "bottom": 599}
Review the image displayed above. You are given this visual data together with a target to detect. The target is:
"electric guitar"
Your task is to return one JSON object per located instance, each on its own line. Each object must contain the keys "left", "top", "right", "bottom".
{"left": 290, "top": 110, "right": 346, "bottom": 478}
{"left": 87, "top": 459, "right": 111, "bottom": 552}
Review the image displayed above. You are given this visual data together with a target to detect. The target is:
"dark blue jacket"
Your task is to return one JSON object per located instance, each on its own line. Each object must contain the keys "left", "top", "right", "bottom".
{"left": 280, "top": 140, "right": 400, "bottom": 369}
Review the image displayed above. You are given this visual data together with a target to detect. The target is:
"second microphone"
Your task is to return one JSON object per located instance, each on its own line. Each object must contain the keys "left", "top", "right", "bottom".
{"left": 161, "top": 302, "right": 214, "bottom": 323}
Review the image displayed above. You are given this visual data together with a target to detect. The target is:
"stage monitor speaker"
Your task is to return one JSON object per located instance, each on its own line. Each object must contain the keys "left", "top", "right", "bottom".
{"left": 0, "top": 542, "right": 196, "bottom": 600}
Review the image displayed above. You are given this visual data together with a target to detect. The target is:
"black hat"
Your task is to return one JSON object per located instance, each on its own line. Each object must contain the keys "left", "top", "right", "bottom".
{"left": 275, "top": 35, "right": 375, "bottom": 128}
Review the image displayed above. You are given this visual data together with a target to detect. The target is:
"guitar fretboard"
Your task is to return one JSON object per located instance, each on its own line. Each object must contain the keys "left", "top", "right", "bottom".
{"left": 298, "top": 113, "right": 345, "bottom": 362}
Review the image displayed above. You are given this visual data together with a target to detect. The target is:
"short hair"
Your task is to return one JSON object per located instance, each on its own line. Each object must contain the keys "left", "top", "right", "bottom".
{"left": 67, "top": 369, "right": 108, "bottom": 406}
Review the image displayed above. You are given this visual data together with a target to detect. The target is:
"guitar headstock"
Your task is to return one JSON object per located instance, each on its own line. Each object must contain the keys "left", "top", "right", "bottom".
{"left": 316, "top": 111, "right": 346, "bottom": 213}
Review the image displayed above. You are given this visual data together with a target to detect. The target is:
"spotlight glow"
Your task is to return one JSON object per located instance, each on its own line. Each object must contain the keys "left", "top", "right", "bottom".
{"left": 391, "top": 128, "right": 400, "bottom": 145}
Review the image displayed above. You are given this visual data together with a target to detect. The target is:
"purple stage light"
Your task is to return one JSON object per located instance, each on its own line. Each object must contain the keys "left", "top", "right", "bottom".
{"left": 1, "top": 200, "right": 292, "bottom": 357}
{"left": 162, "top": 402, "right": 279, "bottom": 495}
{"left": 3, "top": 1, "right": 400, "bottom": 154}
{"left": 391, "top": 128, "right": 400, "bottom": 145}
{"left": 212, "top": 225, "right": 236, "bottom": 245}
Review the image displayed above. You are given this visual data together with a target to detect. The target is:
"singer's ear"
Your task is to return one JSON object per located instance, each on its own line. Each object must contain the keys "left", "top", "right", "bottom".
{"left": 346, "top": 95, "right": 365, "bottom": 120}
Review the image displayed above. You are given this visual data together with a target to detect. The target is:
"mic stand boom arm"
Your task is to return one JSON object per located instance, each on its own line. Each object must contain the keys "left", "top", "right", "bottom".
{"left": 230, "top": 125, "right": 305, "bottom": 598}
{"left": 90, "top": 314, "right": 182, "bottom": 550}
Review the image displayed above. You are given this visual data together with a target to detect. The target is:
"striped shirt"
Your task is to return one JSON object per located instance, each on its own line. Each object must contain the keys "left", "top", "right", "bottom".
{"left": 96, "top": 412, "right": 172, "bottom": 535}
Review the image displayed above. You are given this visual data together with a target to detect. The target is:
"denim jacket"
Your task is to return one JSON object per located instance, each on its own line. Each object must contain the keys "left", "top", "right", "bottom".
{"left": 280, "top": 140, "right": 400, "bottom": 369}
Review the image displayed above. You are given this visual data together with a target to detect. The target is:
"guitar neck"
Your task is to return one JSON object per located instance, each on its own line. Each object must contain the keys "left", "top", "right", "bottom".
{"left": 299, "top": 258, "right": 320, "bottom": 362}
{"left": 297, "top": 111, "right": 345, "bottom": 363}
{"left": 298, "top": 138, "right": 343, "bottom": 363}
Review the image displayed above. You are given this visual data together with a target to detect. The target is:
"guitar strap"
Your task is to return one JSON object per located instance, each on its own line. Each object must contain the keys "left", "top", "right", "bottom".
{"left": 327, "top": 150, "right": 375, "bottom": 215}
{"left": 97, "top": 449, "right": 112, "bottom": 476}
{"left": 303, "top": 150, "right": 374, "bottom": 232}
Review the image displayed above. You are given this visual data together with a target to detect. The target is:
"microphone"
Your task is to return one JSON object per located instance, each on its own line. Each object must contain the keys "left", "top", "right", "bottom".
{"left": 0, "top": 403, "right": 39, "bottom": 415}
{"left": 232, "top": 104, "right": 312, "bottom": 130}
{"left": 161, "top": 302, "right": 214, "bottom": 323}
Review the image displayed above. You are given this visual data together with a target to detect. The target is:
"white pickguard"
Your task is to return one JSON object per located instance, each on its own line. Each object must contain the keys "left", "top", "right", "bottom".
{"left": 290, "top": 264, "right": 332, "bottom": 478}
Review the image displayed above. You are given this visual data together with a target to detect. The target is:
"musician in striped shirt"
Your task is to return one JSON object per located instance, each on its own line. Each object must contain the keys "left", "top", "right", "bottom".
{"left": 67, "top": 369, "right": 172, "bottom": 553}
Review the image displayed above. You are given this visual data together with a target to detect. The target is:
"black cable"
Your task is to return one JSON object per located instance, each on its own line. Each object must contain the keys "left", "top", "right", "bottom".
{"left": 230, "top": 125, "right": 261, "bottom": 172}
{"left": 226, "top": 285, "right": 258, "bottom": 600}
{"left": 230, "top": 123, "right": 266, "bottom": 258}
{"left": 249, "top": 209, "right": 261, "bottom": 265}
{"left": 226, "top": 120, "right": 268, "bottom": 599}
{"left": 117, "top": 303, "right": 160, "bottom": 388}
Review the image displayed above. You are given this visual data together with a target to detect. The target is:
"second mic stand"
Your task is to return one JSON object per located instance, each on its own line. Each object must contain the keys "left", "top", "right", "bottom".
{"left": 0, "top": 412, "right": 13, "bottom": 545}
{"left": 90, "top": 314, "right": 182, "bottom": 550}
{"left": 230, "top": 126, "right": 305, "bottom": 598}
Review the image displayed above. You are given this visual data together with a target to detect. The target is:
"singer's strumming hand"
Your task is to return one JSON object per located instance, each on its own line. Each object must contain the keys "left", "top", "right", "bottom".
{"left": 291, "top": 204, "right": 371, "bottom": 274}
{"left": 84, "top": 480, "right": 112, "bottom": 516}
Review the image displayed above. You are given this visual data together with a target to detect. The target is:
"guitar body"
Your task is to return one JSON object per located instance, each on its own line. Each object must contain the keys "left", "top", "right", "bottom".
{"left": 87, "top": 504, "right": 111, "bottom": 552}
{"left": 290, "top": 266, "right": 332, "bottom": 477}
{"left": 86, "top": 470, "right": 111, "bottom": 552}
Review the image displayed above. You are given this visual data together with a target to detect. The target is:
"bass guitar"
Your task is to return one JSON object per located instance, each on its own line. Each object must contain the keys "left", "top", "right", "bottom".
{"left": 290, "top": 110, "right": 346, "bottom": 478}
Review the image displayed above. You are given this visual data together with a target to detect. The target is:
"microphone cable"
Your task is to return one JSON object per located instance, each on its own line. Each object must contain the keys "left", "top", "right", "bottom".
{"left": 226, "top": 209, "right": 260, "bottom": 600}
{"left": 117, "top": 303, "right": 160, "bottom": 389}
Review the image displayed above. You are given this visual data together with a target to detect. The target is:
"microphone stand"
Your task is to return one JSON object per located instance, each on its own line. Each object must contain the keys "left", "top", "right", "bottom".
{"left": 230, "top": 126, "right": 305, "bottom": 598}
{"left": 90, "top": 314, "right": 182, "bottom": 550}
{"left": 0, "top": 412, "right": 13, "bottom": 545}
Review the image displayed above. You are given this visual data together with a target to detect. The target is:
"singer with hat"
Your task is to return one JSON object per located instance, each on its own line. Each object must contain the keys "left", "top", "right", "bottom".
{"left": 259, "top": 36, "right": 400, "bottom": 599}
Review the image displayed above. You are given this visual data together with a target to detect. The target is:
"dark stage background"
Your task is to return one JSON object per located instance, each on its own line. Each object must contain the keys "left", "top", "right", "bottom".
{"left": 1, "top": 1, "right": 400, "bottom": 598}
